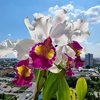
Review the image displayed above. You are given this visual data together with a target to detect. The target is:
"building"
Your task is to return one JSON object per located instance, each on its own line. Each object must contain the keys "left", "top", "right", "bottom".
{"left": 93, "top": 58, "right": 100, "bottom": 65}
{"left": 0, "top": 67, "right": 15, "bottom": 77}
{"left": 85, "top": 53, "right": 93, "bottom": 67}
{"left": 0, "top": 58, "right": 18, "bottom": 68}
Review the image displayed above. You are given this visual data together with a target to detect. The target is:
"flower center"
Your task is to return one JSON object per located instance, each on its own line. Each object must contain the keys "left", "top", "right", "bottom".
{"left": 17, "top": 66, "right": 31, "bottom": 77}
{"left": 76, "top": 50, "right": 81, "bottom": 56}
{"left": 35, "top": 44, "right": 55, "bottom": 60}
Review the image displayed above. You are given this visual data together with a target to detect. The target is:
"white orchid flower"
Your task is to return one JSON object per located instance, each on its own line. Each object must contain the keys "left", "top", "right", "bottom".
{"left": 24, "top": 9, "right": 89, "bottom": 73}
{"left": 25, "top": 9, "right": 89, "bottom": 46}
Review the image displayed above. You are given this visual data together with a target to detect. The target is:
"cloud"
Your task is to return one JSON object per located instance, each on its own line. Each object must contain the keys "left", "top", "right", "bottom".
{"left": 8, "top": 33, "right": 11, "bottom": 36}
{"left": 61, "top": 4, "right": 74, "bottom": 11}
{"left": 49, "top": 4, "right": 100, "bottom": 24}
{"left": 49, "top": 4, "right": 74, "bottom": 17}
{"left": 0, "top": 39, "right": 17, "bottom": 58}
{"left": 85, "top": 6, "right": 100, "bottom": 24}
{"left": 81, "top": 41, "right": 100, "bottom": 58}
{"left": 49, "top": 5, "right": 59, "bottom": 14}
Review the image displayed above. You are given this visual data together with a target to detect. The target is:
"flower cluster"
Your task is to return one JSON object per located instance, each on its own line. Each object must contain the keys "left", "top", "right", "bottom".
{"left": 64, "top": 41, "right": 84, "bottom": 76}
{"left": 12, "top": 9, "right": 89, "bottom": 87}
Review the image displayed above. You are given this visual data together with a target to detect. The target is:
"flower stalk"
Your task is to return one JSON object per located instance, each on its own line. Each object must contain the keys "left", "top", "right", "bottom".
{"left": 32, "top": 70, "right": 41, "bottom": 100}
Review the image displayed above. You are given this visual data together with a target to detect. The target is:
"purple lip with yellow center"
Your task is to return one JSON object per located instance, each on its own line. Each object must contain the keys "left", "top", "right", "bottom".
{"left": 68, "top": 41, "right": 84, "bottom": 69}
{"left": 64, "top": 53, "right": 73, "bottom": 67}
{"left": 12, "top": 58, "right": 34, "bottom": 87}
{"left": 64, "top": 53, "right": 74, "bottom": 76}
{"left": 30, "top": 37, "right": 56, "bottom": 70}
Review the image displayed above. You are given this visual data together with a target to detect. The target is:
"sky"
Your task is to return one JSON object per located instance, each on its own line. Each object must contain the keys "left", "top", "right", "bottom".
{"left": 0, "top": 0, "right": 100, "bottom": 57}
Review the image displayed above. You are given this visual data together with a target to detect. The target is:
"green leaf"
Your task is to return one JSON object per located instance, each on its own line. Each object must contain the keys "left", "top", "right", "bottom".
{"left": 43, "top": 70, "right": 70, "bottom": 100}
{"left": 34, "top": 69, "right": 44, "bottom": 81}
{"left": 70, "top": 88, "right": 76, "bottom": 100}
{"left": 76, "top": 77, "right": 87, "bottom": 100}
{"left": 57, "top": 76, "right": 70, "bottom": 100}
{"left": 43, "top": 72, "right": 58, "bottom": 100}
{"left": 34, "top": 69, "right": 40, "bottom": 81}
{"left": 38, "top": 77, "right": 46, "bottom": 91}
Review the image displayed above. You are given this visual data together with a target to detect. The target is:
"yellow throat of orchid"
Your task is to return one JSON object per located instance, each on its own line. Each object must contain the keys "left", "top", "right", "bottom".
{"left": 76, "top": 50, "right": 81, "bottom": 56}
{"left": 17, "top": 66, "right": 31, "bottom": 77}
{"left": 35, "top": 45, "right": 55, "bottom": 60}
{"left": 68, "top": 61, "right": 72, "bottom": 65}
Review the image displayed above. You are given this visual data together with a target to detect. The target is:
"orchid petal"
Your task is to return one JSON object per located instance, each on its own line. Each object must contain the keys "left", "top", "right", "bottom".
{"left": 53, "top": 9, "right": 67, "bottom": 27}
{"left": 48, "top": 64, "right": 61, "bottom": 73}
{"left": 55, "top": 46, "right": 63, "bottom": 64}
{"left": 50, "top": 22, "right": 66, "bottom": 38}
{"left": 73, "top": 19, "right": 89, "bottom": 33}
{"left": 13, "top": 39, "right": 34, "bottom": 60}
{"left": 33, "top": 13, "right": 51, "bottom": 37}
{"left": 65, "top": 46, "right": 76, "bottom": 58}
{"left": 55, "top": 34, "right": 68, "bottom": 46}
{"left": 72, "top": 32, "right": 89, "bottom": 42}
{"left": 25, "top": 15, "right": 53, "bottom": 43}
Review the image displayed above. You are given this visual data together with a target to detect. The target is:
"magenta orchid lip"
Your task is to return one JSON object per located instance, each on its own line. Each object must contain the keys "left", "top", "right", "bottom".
{"left": 12, "top": 58, "right": 34, "bottom": 87}
{"left": 29, "top": 37, "right": 56, "bottom": 70}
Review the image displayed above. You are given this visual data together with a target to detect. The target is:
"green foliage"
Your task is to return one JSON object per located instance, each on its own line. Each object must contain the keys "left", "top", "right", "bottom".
{"left": 57, "top": 76, "right": 70, "bottom": 100}
{"left": 43, "top": 72, "right": 58, "bottom": 100}
{"left": 17, "top": 86, "right": 28, "bottom": 93}
{"left": 0, "top": 94, "right": 16, "bottom": 100}
{"left": 70, "top": 88, "right": 76, "bottom": 100}
{"left": 76, "top": 77, "right": 87, "bottom": 100}
{"left": 43, "top": 70, "right": 70, "bottom": 100}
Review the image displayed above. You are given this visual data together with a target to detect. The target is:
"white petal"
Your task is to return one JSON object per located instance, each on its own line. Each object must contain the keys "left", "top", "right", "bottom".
{"left": 24, "top": 17, "right": 35, "bottom": 30}
{"left": 55, "top": 34, "right": 68, "bottom": 46}
{"left": 72, "top": 32, "right": 89, "bottom": 42}
{"left": 48, "top": 65, "right": 61, "bottom": 73}
{"left": 13, "top": 39, "right": 34, "bottom": 60}
{"left": 33, "top": 13, "right": 44, "bottom": 20}
{"left": 73, "top": 19, "right": 89, "bottom": 32}
{"left": 25, "top": 15, "right": 53, "bottom": 42}
{"left": 50, "top": 22, "right": 66, "bottom": 38}
{"left": 55, "top": 46, "right": 63, "bottom": 64}
{"left": 65, "top": 46, "right": 76, "bottom": 58}
{"left": 53, "top": 9, "right": 67, "bottom": 25}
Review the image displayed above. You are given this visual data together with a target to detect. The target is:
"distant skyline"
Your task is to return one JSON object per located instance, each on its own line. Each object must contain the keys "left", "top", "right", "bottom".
{"left": 0, "top": 0, "right": 100, "bottom": 57}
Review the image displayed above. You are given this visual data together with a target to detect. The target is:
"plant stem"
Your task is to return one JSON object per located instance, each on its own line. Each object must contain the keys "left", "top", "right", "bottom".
{"left": 32, "top": 70, "right": 41, "bottom": 100}
{"left": 43, "top": 70, "right": 46, "bottom": 78}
